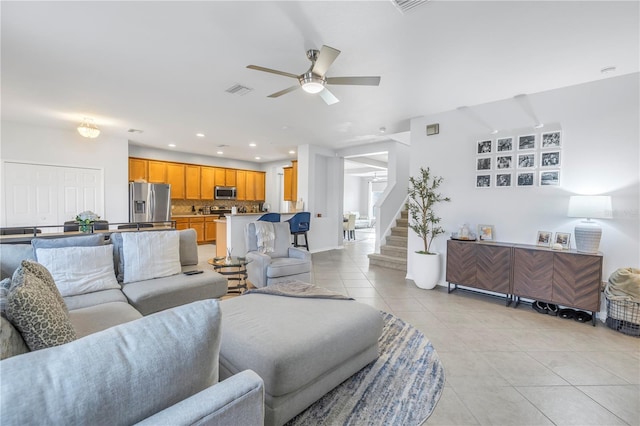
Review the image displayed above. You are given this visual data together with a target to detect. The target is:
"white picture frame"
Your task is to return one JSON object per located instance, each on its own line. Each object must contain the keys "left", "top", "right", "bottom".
{"left": 477, "top": 140, "right": 492, "bottom": 154}
{"left": 540, "top": 151, "right": 561, "bottom": 168}
{"left": 539, "top": 170, "right": 560, "bottom": 186}
{"left": 517, "top": 153, "right": 536, "bottom": 169}
{"left": 496, "top": 155, "right": 514, "bottom": 170}
{"left": 476, "top": 174, "right": 491, "bottom": 188}
{"left": 517, "top": 172, "right": 536, "bottom": 187}
{"left": 555, "top": 232, "right": 571, "bottom": 250}
{"left": 537, "top": 231, "right": 552, "bottom": 247}
{"left": 476, "top": 156, "right": 492, "bottom": 171}
{"left": 478, "top": 224, "right": 495, "bottom": 241}
{"left": 518, "top": 134, "right": 536, "bottom": 151}
{"left": 496, "top": 173, "right": 513, "bottom": 187}
{"left": 541, "top": 131, "right": 561, "bottom": 149}
{"left": 496, "top": 137, "right": 514, "bottom": 152}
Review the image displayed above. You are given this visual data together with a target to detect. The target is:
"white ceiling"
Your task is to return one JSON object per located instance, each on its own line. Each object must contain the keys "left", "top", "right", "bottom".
{"left": 2, "top": 1, "right": 638, "bottom": 164}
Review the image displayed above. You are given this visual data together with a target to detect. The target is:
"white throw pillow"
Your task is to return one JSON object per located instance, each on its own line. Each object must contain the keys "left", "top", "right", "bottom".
{"left": 122, "top": 231, "right": 181, "bottom": 284}
{"left": 35, "top": 245, "right": 120, "bottom": 297}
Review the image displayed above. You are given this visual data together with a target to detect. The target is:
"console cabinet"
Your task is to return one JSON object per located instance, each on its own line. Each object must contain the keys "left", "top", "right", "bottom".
{"left": 446, "top": 240, "right": 603, "bottom": 318}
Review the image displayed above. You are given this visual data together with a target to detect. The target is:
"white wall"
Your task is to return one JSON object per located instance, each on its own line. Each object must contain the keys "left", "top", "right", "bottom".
{"left": 1, "top": 121, "right": 129, "bottom": 223}
{"left": 343, "top": 175, "right": 362, "bottom": 213}
{"left": 407, "top": 73, "right": 640, "bottom": 284}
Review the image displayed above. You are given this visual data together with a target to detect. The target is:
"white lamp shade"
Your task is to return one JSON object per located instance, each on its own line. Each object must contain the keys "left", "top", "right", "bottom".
{"left": 567, "top": 195, "right": 612, "bottom": 219}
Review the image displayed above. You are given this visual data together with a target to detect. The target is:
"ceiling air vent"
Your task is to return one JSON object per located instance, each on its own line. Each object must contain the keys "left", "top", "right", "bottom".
{"left": 217, "top": 144, "right": 229, "bottom": 148}
{"left": 127, "top": 128, "right": 144, "bottom": 134}
{"left": 225, "top": 83, "right": 253, "bottom": 96}
{"left": 391, "top": 0, "right": 429, "bottom": 14}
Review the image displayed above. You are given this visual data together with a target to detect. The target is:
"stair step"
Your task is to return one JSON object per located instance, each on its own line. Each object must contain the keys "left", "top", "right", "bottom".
{"left": 396, "top": 218, "right": 408, "bottom": 227}
{"left": 391, "top": 227, "right": 408, "bottom": 237}
{"left": 386, "top": 235, "right": 407, "bottom": 247}
{"left": 381, "top": 245, "right": 407, "bottom": 258}
{"left": 400, "top": 210, "right": 408, "bottom": 219}
{"left": 368, "top": 253, "right": 407, "bottom": 271}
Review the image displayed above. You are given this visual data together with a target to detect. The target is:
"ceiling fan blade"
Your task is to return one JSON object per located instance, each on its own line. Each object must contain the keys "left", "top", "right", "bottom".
{"left": 247, "top": 65, "right": 299, "bottom": 79}
{"left": 312, "top": 45, "right": 341, "bottom": 77}
{"left": 318, "top": 88, "right": 339, "bottom": 105}
{"left": 268, "top": 85, "right": 300, "bottom": 98}
{"left": 326, "top": 76, "right": 381, "bottom": 86}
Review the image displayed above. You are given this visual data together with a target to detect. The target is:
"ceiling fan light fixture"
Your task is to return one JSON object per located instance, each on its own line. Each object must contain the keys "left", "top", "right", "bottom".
{"left": 77, "top": 118, "right": 100, "bottom": 139}
{"left": 299, "top": 73, "right": 326, "bottom": 94}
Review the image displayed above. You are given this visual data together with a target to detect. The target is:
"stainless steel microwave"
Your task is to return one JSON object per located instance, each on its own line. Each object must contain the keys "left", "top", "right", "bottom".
{"left": 214, "top": 186, "right": 237, "bottom": 200}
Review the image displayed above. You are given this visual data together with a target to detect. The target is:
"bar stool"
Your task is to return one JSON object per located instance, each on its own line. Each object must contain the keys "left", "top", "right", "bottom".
{"left": 286, "top": 212, "right": 310, "bottom": 250}
{"left": 257, "top": 213, "right": 281, "bottom": 222}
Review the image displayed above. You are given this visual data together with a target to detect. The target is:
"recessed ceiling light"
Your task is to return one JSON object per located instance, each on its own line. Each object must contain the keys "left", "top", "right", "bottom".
{"left": 281, "top": 125, "right": 289, "bottom": 130}
{"left": 249, "top": 143, "right": 257, "bottom": 147}
{"left": 490, "top": 130, "right": 499, "bottom": 135}
{"left": 168, "top": 143, "right": 176, "bottom": 147}
{"left": 217, "top": 151, "right": 223, "bottom": 155}
{"left": 289, "top": 150, "right": 295, "bottom": 154}
{"left": 196, "top": 133, "right": 205, "bottom": 138}
{"left": 601, "top": 66, "right": 617, "bottom": 74}
{"left": 255, "top": 156, "right": 261, "bottom": 160}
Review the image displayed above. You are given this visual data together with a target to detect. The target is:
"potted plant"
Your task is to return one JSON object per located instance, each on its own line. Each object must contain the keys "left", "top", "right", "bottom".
{"left": 406, "top": 167, "right": 450, "bottom": 289}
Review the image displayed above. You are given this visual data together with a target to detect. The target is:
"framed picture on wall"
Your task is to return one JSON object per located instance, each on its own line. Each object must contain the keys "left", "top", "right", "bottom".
{"left": 476, "top": 174, "right": 491, "bottom": 188}
{"left": 476, "top": 157, "right": 492, "bottom": 171}
{"left": 496, "top": 137, "right": 514, "bottom": 152}
{"left": 541, "top": 131, "right": 561, "bottom": 148}
{"left": 537, "top": 231, "right": 552, "bottom": 247}
{"left": 496, "top": 173, "right": 512, "bottom": 187}
{"left": 555, "top": 232, "right": 571, "bottom": 250}
{"left": 518, "top": 134, "right": 536, "bottom": 151}
{"left": 517, "top": 172, "right": 535, "bottom": 187}
{"left": 540, "top": 170, "right": 560, "bottom": 186}
{"left": 496, "top": 155, "right": 513, "bottom": 170}
{"left": 477, "top": 140, "right": 492, "bottom": 154}
{"left": 478, "top": 224, "right": 495, "bottom": 241}
{"left": 540, "top": 151, "right": 561, "bottom": 167}
{"left": 517, "top": 153, "right": 535, "bottom": 168}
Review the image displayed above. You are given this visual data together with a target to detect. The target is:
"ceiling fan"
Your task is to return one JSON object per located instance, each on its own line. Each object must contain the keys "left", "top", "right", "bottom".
{"left": 247, "top": 45, "right": 381, "bottom": 105}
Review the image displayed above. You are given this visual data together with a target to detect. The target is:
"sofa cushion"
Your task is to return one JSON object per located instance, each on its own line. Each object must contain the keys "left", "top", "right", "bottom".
{"left": 121, "top": 268, "right": 228, "bottom": 316}
{"left": 7, "top": 260, "right": 76, "bottom": 351}
{"left": 179, "top": 229, "right": 199, "bottom": 266}
{"left": 69, "top": 301, "right": 143, "bottom": 338}
{"left": 64, "top": 288, "right": 129, "bottom": 311}
{"left": 0, "top": 244, "right": 35, "bottom": 280}
{"left": 122, "top": 231, "right": 181, "bottom": 283}
{"left": 0, "top": 299, "right": 222, "bottom": 425}
{"left": 31, "top": 234, "right": 104, "bottom": 259}
{"left": 0, "top": 317, "right": 29, "bottom": 360}
{"left": 266, "top": 257, "right": 312, "bottom": 278}
{"left": 35, "top": 245, "right": 120, "bottom": 297}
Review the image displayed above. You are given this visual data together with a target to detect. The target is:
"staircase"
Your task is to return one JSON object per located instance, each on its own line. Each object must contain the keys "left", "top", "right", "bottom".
{"left": 368, "top": 210, "right": 408, "bottom": 271}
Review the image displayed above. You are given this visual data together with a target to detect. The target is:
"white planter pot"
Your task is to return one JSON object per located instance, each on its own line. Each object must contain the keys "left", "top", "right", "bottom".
{"left": 411, "top": 252, "right": 441, "bottom": 290}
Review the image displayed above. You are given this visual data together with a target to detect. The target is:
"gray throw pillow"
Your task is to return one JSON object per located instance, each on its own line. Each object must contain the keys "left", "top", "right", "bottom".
{"left": 0, "top": 317, "right": 29, "bottom": 359}
{"left": 109, "top": 233, "right": 125, "bottom": 282}
{"left": 0, "top": 278, "right": 12, "bottom": 318}
{"left": 179, "top": 229, "right": 199, "bottom": 266}
{"left": 32, "top": 234, "right": 104, "bottom": 260}
{"left": 7, "top": 260, "right": 76, "bottom": 351}
{"left": 0, "top": 244, "right": 36, "bottom": 280}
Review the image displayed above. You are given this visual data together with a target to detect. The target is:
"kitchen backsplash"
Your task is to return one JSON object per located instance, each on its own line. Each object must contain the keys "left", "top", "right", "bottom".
{"left": 171, "top": 199, "right": 263, "bottom": 215}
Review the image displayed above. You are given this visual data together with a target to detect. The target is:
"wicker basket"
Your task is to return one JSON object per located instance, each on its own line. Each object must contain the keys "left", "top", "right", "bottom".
{"left": 605, "top": 296, "right": 640, "bottom": 337}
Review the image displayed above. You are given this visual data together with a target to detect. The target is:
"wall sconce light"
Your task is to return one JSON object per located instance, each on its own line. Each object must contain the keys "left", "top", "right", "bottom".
{"left": 77, "top": 118, "right": 101, "bottom": 138}
{"left": 567, "top": 195, "right": 613, "bottom": 253}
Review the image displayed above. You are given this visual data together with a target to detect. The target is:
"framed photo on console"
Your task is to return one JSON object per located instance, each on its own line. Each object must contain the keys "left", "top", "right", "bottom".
{"left": 536, "top": 231, "right": 552, "bottom": 247}
{"left": 555, "top": 232, "right": 571, "bottom": 250}
{"left": 478, "top": 224, "right": 495, "bottom": 241}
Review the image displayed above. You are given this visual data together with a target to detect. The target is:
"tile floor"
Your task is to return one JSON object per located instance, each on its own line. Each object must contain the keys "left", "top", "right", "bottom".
{"left": 199, "top": 229, "right": 640, "bottom": 426}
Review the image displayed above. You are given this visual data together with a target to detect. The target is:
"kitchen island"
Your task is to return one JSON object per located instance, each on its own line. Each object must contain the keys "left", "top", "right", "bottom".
{"left": 216, "top": 213, "right": 296, "bottom": 257}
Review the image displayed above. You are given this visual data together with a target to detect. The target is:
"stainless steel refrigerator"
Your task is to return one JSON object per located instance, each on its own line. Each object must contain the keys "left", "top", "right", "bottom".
{"left": 129, "top": 182, "right": 171, "bottom": 222}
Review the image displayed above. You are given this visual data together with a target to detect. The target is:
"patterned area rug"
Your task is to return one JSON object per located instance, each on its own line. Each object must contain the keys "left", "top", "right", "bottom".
{"left": 286, "top": 312, "right": 445, "bottom": 426}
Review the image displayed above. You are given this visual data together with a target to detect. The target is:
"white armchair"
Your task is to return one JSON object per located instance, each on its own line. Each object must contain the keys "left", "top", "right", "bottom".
{"left": 244, "top": 222, "right": 312, "bottom": 288}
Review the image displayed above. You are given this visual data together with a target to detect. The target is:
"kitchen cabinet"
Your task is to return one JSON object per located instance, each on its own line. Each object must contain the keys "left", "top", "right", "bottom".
{"left": 214, "top": 168, "right": 236, "bottom": 187}
{"left": 173, "top": 218, "right": 189, "bottom": 231}
{"left": 200, "top": 167, "right": 215, "bottom": 200}
{"left": 148, "top": 161, "right": 167, "bottom": 183}
{"left": 166, "top": 163, "right": 185, "bottom": 199}
{"left": 225, "top": 169, "right": 236, "bottom": 186}
{"left": 205, "top": 217, "right": 217, "bottom": 242}
{"left": 283, "top": 160, "right": 298, "bottom": 201}
{"left": 189, "top": 217, "right": 205, "bottom": 243}
{"left": 128, "top": 158, "right": 148, "bottom": 182}
{"left": 255, "top": 172, "right": 265, "bottom": 201}
{"left": 246, "top": 171, "right": 256, "bottom": 201}
{"left": 236, "top": 170, "right": 247, "bottom": 200}
{"left": 185, "top": 165, "right": 200, "bottom": 200}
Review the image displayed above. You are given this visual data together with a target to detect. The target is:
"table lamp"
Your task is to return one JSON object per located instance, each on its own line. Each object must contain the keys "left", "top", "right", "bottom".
{"left": 567, "top": 195, "right": 612, "bottom": 253}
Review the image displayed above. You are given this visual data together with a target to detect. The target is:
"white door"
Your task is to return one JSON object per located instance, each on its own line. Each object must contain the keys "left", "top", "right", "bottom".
{"left": 3, "top": 162, "right": 103, "bottom": 228}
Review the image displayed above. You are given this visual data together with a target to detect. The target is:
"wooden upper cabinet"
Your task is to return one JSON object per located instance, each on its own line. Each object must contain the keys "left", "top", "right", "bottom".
{"left": 166, "top": 163, "right": 185, "bottom": 199}
{"left": 291, "top": 160, "right": 298, "bottom": 201}
{"left": 246, "top": 171, "right": 256, "bottom": 201}
{"left": 236, "top": 170, "right": 247, "bottom": 201}
{"left": 283, "top": 166, "right": 293, "bottom": 201}
{"left": 129, "top": 158, "right": 148, "bottom": 182}
{"left": 200, "top": 167, "right": 215, "bottom": 200}
{"left": 255, "top": 172, "right": 266, "bottom": 201}
{"left": 214, "top": 168, "right": 227, "bottom": 186}
{"left": 225, "top": 169, "right": 236, "bottom": 186}
{"left": 147, "top": 161, "right": 167, "bottom": 183}
{"left": 185, "top": 165, "right": 200, "bottom": 200}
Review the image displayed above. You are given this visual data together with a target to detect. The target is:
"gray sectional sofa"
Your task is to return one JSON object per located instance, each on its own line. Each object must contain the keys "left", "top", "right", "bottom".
{"left": 0, "top": 229, "right": 266, "bottom": 425}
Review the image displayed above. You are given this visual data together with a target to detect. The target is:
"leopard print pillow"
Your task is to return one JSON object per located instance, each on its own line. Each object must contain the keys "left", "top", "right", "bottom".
{"left": 7, "top": 261, "right": 76, "bottom": 351}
